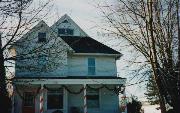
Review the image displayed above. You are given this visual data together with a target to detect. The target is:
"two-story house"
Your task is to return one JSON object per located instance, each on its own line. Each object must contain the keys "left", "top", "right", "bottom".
{"left": 11, "top": 14, "right": 126, "bottom": 113}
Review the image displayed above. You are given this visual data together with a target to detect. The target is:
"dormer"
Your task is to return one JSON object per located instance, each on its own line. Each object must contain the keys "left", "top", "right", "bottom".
{"left": 51, "top": 14, "right": 88, "bottom": 37}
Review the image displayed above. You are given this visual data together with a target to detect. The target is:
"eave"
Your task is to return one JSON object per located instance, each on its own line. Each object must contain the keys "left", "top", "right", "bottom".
{"left": 13, "top": 76, "right": 126, "bottom": 85}
{"left": 71, "top": 53, "right": 123, "bottom": 59}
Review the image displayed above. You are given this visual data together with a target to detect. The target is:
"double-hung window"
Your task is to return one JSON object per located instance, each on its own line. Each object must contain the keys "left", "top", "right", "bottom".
{"left": 88, "top": 58, "right": 96, "bottom": 75}
{"left": 87, "top": 89, "right": 99, "bottom": 108}
{"left": 23, "top": 92, "right": 34, "bottom": 107}
{"left": 47, "top": 90, "right": 63, "bottom": 109}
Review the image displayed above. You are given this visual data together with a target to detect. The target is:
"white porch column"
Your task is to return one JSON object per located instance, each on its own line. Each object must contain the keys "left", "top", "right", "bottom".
{"left": 63, "top": 87, "right": 68, "bottom": 113}
{"left": 40, "top": 84, "right": 44, "bottom": 113}
{"left": 83, "top": 84, "right": 87, "bottom": 113}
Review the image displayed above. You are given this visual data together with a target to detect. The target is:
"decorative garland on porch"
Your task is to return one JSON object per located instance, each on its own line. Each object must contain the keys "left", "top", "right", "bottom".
{"left": 43, "top": 85, "right": 85, "bottom": 94}
{"left": 14, "top": 84, "right": 124, "bottom": 101}
{"left": 43, "top": 84, "right": 124, "bottom": 95}
{"left": 43, "top": 85, "right": 63, "bottom": 91}
{"left": 86, "top": 84, "right": 124, "bottom": 95}
{"left": 63, "top": 85, "right": 84, "bottom": 94}
{"left": 14, "top": 85, "right": 41, "bottom": 100}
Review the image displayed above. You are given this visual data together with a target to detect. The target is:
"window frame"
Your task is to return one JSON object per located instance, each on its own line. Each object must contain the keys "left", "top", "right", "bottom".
{"left": 58, "top": 28, "right": 74, "bottom": 36}
{"left": 23, "top": 92, "right": 34, "bottom": 107}
{"left": 47, "top": 90, "right": 63, "bottom": 110}
{"left": 87, "top": 89, "right": 100, "bottom": 108}
{"left": 66, "top": 29, "right": 73, "bottom": 35}
{"left": 88, "top": 58, "right": 96, "bottom": 75}
{"left": 38, "top": 32, "right": 46, "bottom": 43}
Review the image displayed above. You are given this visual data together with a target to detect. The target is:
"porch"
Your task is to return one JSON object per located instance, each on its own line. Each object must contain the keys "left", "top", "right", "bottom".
{"left": 12, "top": 77, "right": 126, "bottom": 113}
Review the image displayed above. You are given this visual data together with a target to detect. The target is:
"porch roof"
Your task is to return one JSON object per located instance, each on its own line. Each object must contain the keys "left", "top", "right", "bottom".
{"left": 13, "top": 76, "right": 126, "bottom": 85}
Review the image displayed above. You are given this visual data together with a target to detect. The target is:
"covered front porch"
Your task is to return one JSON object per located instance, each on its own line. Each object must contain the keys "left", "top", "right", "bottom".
{"left": 12, "top": 77, "right": 126, "bottom": 113}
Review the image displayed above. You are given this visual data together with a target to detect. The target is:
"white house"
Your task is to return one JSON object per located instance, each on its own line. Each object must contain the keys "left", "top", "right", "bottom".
{"left": 11, "top": 14, "right": 126, "bottom": 113}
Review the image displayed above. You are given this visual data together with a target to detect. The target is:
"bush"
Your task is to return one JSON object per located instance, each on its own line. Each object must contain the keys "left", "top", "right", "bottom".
{"left": 127, "top": 98, "right": 142, "bottom": 113}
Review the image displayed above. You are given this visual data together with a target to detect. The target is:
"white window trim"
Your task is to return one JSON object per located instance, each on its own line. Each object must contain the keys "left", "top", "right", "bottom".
{"left": 87, "top": 58, "right": 96, "bottom": 75}
{"left": 47, "top": 89, "right": 64, "bottom": 110}
{"left": 87, "top": 89, "right": 100, "bottom": 109}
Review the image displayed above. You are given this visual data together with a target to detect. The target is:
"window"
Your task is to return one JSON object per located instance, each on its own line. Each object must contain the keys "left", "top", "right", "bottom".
{"left": 62, "top": 20, "right": 68, "bottom": 23}
{"left": 47, "top": 90, "right": 63, "bottom": 109}
{"left": 88, "top": 58, "right": 95, "bottom": 75}
{"left": 38, "top": 32, "right": 46, "bottom": 42}
{"left": 58, "top": 29, "right": 65, "bottom": 35}
{"left": 87, "top": 89, "right": 99, "bottom": 108}
{"left": 58, "top": 28, "right": 74, "bottom": 36}
{"left": 23, "top": 92, "right": 34, "bottom": 107}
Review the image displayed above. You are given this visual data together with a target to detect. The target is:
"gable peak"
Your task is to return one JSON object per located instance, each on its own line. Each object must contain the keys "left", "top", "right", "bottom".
{"left": 59, "top": 14, "right": 73, "bottom": 22}
{"left": 36, "top": 20, "right": 49, "bottom": 28}
{"left": 62, "top": 14, "right": 70, "bottom": 18}
{"left": 51, "top": 14, "right": 88, "bottom": 37}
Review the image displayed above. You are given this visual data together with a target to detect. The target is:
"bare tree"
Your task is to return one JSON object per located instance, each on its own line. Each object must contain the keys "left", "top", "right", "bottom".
{"left": 0, "top": 0, "right": 54, "bottom": 112}
{"left": 96, "top": 0, "right": 180, "bottom": 112}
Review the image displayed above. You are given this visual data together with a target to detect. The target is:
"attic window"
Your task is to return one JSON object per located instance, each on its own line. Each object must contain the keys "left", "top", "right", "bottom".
{"left": 58, "top": 28, "right": 74, "bottom": 36}
{"left": 62, "top": 20, "right": 68, "bottom": 23}
{"left": 38, "top": 32, "right": 46, "bottom": 42}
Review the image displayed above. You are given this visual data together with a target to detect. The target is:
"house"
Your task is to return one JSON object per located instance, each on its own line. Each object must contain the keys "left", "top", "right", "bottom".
{"left": 11, "top": 14, "right": 126, "bottom": 113}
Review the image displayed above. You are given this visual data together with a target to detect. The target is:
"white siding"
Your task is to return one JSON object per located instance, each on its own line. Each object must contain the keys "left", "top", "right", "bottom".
{"left": 14, "top": 85, "right": 121, "bottom": 113}
{"left": 66, "top": 85, "right": 119, "bottom": 113}
{"left": 100, "top": 88, "right": 119, "bottom": 113}
{"left": 15, "top": 21, "right": 71, "bottom": 77}
{"left": 68, "top": 55, "right": 117, "bottom": 76}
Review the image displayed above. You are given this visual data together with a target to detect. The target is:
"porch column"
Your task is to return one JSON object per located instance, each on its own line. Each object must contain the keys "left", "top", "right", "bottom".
{"left": 121, "top": 90, "right": 127, "bottom": 113}
{"left": 123, "top": 91, "right": 127, "bottom": 113}
{"left": 40, "top": 84, "right": 44, "bottom": 113}
{"left": 63, "top": 87, "right": 68, "bottom": 113}
{"left": 83, "top": 84, "right": 87, "bottom": 113}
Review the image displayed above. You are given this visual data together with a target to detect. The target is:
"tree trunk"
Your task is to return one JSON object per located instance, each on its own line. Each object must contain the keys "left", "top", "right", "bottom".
{"left": 148, "top": 0, "right": 166, "bottom": 112}
{"left": 175, "top": 0, "right": 180, "bottom": 112}
{"left": 0, "top": 34, "right": 11, "bottom": 113}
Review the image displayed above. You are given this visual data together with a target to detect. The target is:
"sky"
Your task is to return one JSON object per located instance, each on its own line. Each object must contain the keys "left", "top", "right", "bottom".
{"left": 30, "top": 0, "right": 148, "bottom": 101}
{"left": 39, "top": 0, "right": 101, "bottom": 36}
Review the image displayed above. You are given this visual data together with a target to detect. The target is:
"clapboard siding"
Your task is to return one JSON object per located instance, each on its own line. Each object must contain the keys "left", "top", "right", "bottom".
{"left": 68, "top": 55, "right": 117, "bottom": 76}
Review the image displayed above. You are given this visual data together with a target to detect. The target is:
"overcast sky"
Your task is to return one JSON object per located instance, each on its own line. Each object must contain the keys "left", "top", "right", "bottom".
{"left": 41, "top": 0, "right": 101, "bottom": 37}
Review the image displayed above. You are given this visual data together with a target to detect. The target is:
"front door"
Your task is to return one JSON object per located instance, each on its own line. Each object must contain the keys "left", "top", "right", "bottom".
{"left": 22, "top": 92, "right": 35, "bottom": 113}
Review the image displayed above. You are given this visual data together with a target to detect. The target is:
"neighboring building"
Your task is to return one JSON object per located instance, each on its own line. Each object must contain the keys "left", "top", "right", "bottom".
{"left": 11, "top": 14, "right": 126, "bottom": 113}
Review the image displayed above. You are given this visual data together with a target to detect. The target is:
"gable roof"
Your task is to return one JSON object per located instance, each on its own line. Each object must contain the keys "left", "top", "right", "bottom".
{"left": 61, "top": 36, "right": 121, "bottom": 55}
{"left": 9, "top": 20, "right": 49, "bottom": 50}
{"left": 9, "top": 20, "right": 73, "bottom": 52}
{"left": 14, "top": 20, "right": 48, "bottom": 44}
{"left": 51, "top": 14, "right": 88, "bottom": 36}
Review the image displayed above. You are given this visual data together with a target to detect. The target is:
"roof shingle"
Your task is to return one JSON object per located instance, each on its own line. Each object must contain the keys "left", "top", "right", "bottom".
{"left": 61, "top": 36, "right": 121, "bottom": 54}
